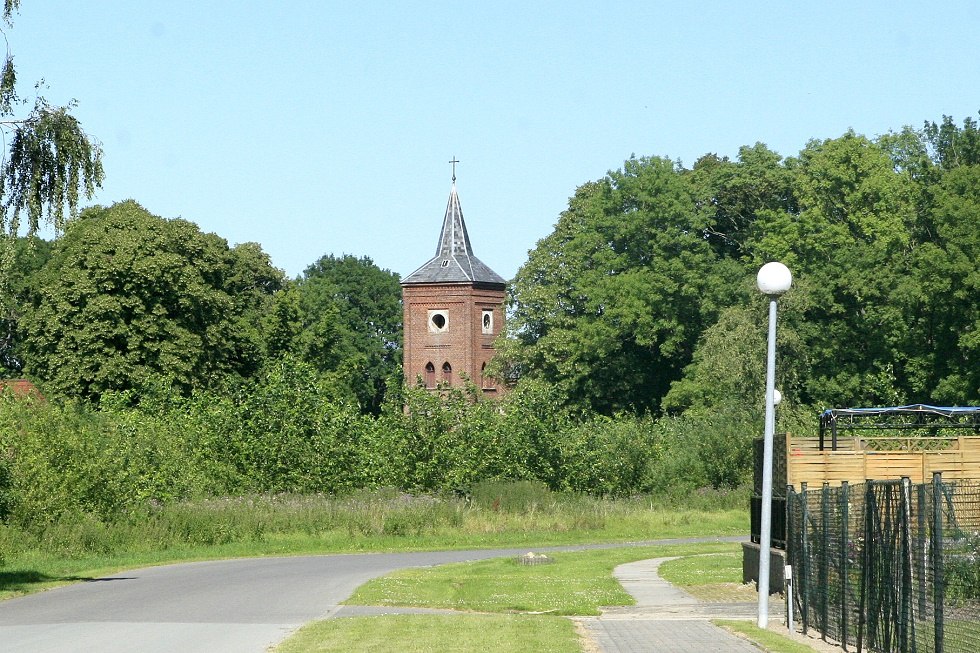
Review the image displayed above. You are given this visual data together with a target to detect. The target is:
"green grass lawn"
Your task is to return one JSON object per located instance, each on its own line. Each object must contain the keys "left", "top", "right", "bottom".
{"left": 715, "top": 620, "right": 822, "bottom": 653}
{"left": 346, "top": 542, "right": 737, "bottom": 615}
{"left": 658, "top": 550, "right": 743, "bottom": 585}
{"left": 658, "top": 550, "right": 758, "bottom": 602}
{"left": 277, "top": 614, "right": 582, "bottom": 653}
{"left": 276, "top": 543, "right": 740, "bottom": 653}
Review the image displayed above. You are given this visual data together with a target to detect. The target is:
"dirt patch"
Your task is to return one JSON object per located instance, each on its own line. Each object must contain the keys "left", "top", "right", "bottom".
{"left": 766, "top": 622, "right": 844, "bottom": 652}
{"left": 571, "top": 618, "right": 602, "bottom": 653}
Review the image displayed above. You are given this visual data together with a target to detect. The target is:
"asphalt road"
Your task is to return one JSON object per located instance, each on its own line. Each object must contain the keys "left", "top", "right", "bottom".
{"left": 0, "top": 548, "right": 562, "bottom": 653}
{"left": 0, "top": 537, "right": 745, "bottom": 652}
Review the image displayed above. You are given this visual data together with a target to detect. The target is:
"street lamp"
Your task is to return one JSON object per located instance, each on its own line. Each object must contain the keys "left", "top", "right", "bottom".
{"left": 756, "top": 262, "right": 792, "bottom": 628}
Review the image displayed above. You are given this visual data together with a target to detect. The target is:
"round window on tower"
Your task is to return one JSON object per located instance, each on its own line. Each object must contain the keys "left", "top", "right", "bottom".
{"left": 428, "top": 309, "right": 449, "bottom": 333}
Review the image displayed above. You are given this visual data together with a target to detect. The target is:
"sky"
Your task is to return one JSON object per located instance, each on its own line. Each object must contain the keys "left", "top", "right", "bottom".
{"left": 9, "top": 1, "right": 980, "bottom": 280}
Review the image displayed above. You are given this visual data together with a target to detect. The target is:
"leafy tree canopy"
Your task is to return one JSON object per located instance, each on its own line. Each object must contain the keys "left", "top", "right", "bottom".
{"left": 21, "top": 200, "right": 283, "bottom": 401}
{"left": 263, "top": 254, "right": 402, "bottom": 413}
{"left": 0, "top": 234, "right": 49, "bottom": 373}
{"left": 501, "top": 156, "right": 741, "bottom": 414}
{"left": 506, "top": 116, "right": 980, "bottom": 416}
{"left": 0, "top": 1, "right": 103, "bottom": 382}
{"left": 0, "top": 1, "right": 102, "bottom": 238}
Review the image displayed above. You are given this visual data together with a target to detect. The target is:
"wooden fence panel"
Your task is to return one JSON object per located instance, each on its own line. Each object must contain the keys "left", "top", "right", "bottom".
{"left": 786, "top": 435, "right": 980, "bottom": 489}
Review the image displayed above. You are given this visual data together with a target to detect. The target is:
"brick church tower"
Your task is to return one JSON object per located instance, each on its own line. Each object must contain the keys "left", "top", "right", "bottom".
{"left": 401, "top": 175, "right": 506, "bottom": 394}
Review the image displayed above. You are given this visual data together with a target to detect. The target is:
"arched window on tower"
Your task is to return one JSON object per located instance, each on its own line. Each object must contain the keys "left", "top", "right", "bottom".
{"left": 442, "top": 361, "right": 452, "bottom": 384}
{"left": 424, "top": 362, "right": 435, "bottom": 389}
{"left": 481, "top": 362, "right": 495, "bottom": 390}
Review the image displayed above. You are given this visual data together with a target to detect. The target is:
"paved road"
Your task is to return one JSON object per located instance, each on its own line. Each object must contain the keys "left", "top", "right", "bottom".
{"left": 0, "top": 549, "right": 541, "bottom": 653}
{"left": 0, "top": 537, "right": 746, "bottom": 653}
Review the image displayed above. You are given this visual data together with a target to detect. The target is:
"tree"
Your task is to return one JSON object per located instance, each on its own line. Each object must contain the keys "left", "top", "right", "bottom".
{"left": 502, "top": 156, "right": 740, "bottom": 414}
{"left": 0, "top": 1, "right": 103, "bottom": 237}
{"left": 662, "top": 304, "right": 767, "bottom": 415}
{"left": 264, "top": 254, "right": 402, "bottom": 413}
{"left": 922, "top": 113, "right": 980, "bottom": 171}
{"left": 0, "top": 235, "right": 49, "bottom": 374}
{"left": 695, "top": 133, "right": 917, "bottom": 408}
{"left": 20, "top": 201, "right": 283, "bottom": 401}
{"left": 901, "top": 164, "right": 980, "bottom": 403}
{"left": 684, "top": 143, "right": 797, "bottom": 263}
{"left": 0, "top": 2, "right": 103, "bottom": 379}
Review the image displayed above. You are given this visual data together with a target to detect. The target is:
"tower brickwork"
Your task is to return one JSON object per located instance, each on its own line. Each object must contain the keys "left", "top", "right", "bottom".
{"left": 401, "top": 182, "right": 506, "bottom": 393}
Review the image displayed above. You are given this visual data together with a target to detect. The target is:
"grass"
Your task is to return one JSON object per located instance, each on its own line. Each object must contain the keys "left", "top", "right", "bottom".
{"left": 658, "top": 550, "right": 743, "bottom": 585}
{"left": 276, "top": 614, "right": 582, "bottom": 653}
{"left": 658, "top": 550, "right": 758, "bottom": 602}
{"left": 0, "top": 489, "right": 745, "bottom": 600}
{"left": 0, "top": 485, "right": 765, "bottom": 652}
{"left": 346, "top": 542, "right": 738, "bottom": 616}
{"left": 715, "top": 620, "right": 821, "bottom": 653}
{"left": 277, "top": 616, "right": 828, "bottom": 653}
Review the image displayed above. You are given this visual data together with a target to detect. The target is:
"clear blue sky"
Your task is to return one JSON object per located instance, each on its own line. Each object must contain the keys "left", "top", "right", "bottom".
{"left": 11, "top": 1, "right": 980, "bottom": 280}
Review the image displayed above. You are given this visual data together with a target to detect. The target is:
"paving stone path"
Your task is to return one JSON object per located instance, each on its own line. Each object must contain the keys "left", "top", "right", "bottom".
{"left": 577, "top": 557, "right": 785, "bottom": 653}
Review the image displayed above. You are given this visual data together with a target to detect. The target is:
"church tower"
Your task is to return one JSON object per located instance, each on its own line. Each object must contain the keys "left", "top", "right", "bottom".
{"left": 402, "top": 168, "right": 506, "bottom": 394}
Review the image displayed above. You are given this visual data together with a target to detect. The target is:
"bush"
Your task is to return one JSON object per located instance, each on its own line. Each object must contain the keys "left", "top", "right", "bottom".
{"left": 646, "top": 412, "right": 756, "bottom": 493}
{"left": 0, "top": 369, "right": 761, "bottom": 551}
{"left": 0, "top": 395, "right": 213, "bottom": 528}
{"left": 558, "top": 415, "right": 664, "bottom": 495}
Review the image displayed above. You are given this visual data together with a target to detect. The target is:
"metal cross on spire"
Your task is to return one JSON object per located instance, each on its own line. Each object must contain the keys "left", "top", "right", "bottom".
{"left": 449, "top": 156, "right": 459, "bottom": 182}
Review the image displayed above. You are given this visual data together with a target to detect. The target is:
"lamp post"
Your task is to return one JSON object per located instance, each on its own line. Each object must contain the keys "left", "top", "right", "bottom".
{"left": 756, "top": 261, "right": 792, "bottom": 628}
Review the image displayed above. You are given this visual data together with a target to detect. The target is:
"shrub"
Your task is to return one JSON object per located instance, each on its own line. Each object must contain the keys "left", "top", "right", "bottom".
{"left": 0, "top": 395, "right": 212, "bottom": 528}
{"left": 558, "top": 415, "right": 664, "bottom": 495}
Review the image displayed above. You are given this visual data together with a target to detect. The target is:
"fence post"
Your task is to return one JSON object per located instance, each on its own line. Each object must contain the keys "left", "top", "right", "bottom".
{"left": 932, "top": 472, "right": 944, "bottom": 653}
{"left": 786, "top": 564, "right": 795, "bottom": 633}
{"left": 917, "top": 482, "right": 927, "bottom": 616}
{"left": 821, "top": 482, "right": 830, "bottom": 640}
{"left": 857, "top": 482, "right": 874, "bottom": 653}
{"left": 801, "top": 481, "right": 810, "bottom": 634}
{"left": 841, "top": 481, "right": 849, "bottom": 651}
{"left": 786, "top": 483, "right": 795, "bottom": 631}
{"left": 900, "top": 477, "right": 914, "bottom": 653}
{"left": 879, "top": 483, "right": 895, "bottom": 653}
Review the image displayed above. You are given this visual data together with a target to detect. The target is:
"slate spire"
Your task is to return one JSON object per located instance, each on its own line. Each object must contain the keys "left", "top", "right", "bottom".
{"left": 402, "top": 183, "right": 506, "bottom": 286}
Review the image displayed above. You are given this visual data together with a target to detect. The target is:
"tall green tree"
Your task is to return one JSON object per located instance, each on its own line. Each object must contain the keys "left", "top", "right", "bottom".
{"left": 922, "top": 114, "right": 980, "bottom": 171}
{"left": 684, "top": 143, "right": 797, "bottom": 264}
{"left": 264, "top": 254, "right": 402, "bottom": 413}
{"left": 0, "top": 235, "right": 49, "bottom": 374}
{"left": 0, "top": 2, "right": 103, "bottom": 379}
{"left": 506, "top": 122, "right": 979, "bottom": 416}
{"left": 20, "top": 201, "right": 283, "bottom": 401}
{"left": 901, "top": 163, "right": 980, "bottom": 403}
{"left": 502, "top": 156, "right": 741, "bottom": 414}
{"left": 699, "top": 132, "right": 920, "bottom": 409}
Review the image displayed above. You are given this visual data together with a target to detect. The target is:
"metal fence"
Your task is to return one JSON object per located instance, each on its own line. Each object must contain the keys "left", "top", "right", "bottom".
{"left": 786, "top": 475, "right": 980, "bottom": 653}
{"left": 752, "top": 435, "right": 788, "bottom": 548}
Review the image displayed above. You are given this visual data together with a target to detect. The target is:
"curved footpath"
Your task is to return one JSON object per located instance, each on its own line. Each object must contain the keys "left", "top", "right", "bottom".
{"left": 0, "top": 535, "right": 795, "bottom": 653}
{"left": 578, "top": 556, "right": 783, "bottom": 653}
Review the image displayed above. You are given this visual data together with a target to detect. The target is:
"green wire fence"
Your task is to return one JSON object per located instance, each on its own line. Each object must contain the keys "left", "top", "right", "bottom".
{"left": 786, "top": 475, "right": 980, "bottom": 653}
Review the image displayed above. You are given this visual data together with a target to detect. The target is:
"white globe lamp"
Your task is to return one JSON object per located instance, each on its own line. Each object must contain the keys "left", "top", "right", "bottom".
{"left": 757, "top": 262, "right": 793, "bottom": 296}
{"left": 756, "top": 262, "right": 791, "bottom": 628}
